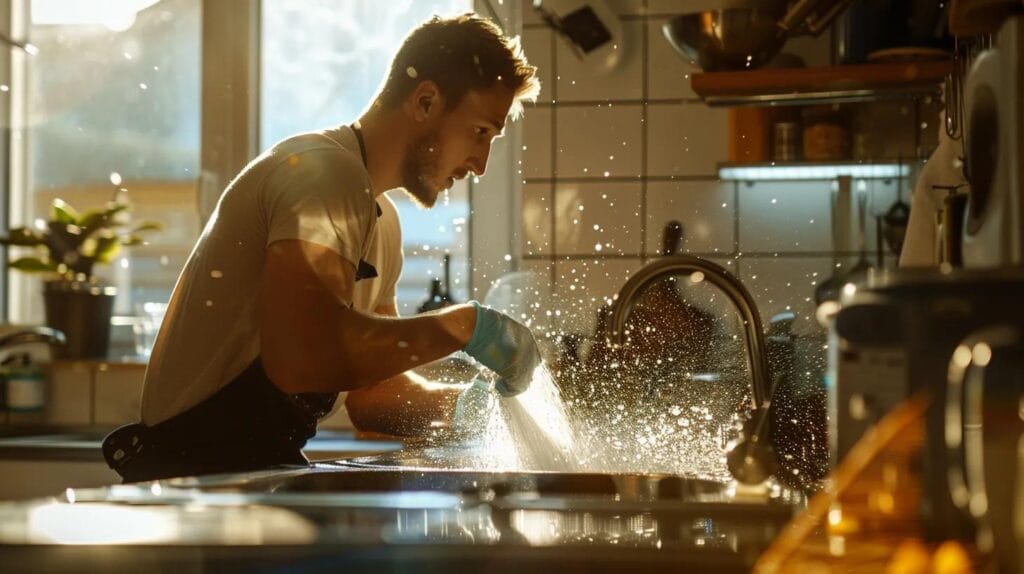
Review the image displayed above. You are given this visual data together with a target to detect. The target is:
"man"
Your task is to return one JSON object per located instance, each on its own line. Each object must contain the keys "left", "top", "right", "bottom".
{"left": 102, "top": 13, "right": 543, "bottom": 482}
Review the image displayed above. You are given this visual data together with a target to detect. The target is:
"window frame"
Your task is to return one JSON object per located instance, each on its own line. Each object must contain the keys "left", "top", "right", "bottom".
{"left": 2, "top": 0, "right": 522, "bottom": 324}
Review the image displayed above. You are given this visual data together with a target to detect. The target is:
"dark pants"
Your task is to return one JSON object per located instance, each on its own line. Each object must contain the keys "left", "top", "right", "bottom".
{"left": 102, "top": 357, "right": 337, "bottom": 483}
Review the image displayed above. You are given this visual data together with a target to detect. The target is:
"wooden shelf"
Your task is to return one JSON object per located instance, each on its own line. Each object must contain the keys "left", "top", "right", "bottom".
{"left": 691, "top": 60, "right": 952, "bottom": 107}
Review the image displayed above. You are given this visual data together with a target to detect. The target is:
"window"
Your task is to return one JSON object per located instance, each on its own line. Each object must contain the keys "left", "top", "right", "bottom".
{"left": 261, "top": 0, "right": 473, "bottom": 314}
{"left": 8, "top": 0, "right": 201, "bottom": 352}
{"left": 5, "top": 0, "right": 485, "bottom": 355}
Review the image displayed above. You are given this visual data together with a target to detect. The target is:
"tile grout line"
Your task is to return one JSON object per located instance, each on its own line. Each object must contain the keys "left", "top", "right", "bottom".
{"left": 549, "top": 24, "right": 558, "bottom": 289}
{"left": 639, "top": 0, "right": 649, "bottom": 259}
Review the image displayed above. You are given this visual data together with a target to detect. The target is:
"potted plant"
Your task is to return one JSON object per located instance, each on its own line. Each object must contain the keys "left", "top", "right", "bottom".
{"left": 0, "top": 197, "right": 161, "bottom": 359}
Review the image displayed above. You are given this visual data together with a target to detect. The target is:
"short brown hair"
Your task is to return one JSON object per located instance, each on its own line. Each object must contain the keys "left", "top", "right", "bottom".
{"left": 378, "top": 13, "right": 540, "bottom": 119}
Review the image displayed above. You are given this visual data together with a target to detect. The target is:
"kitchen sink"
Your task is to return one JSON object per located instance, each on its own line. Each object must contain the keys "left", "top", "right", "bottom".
{"left": 188, "top": 464, "right": 728, "bottom": 502}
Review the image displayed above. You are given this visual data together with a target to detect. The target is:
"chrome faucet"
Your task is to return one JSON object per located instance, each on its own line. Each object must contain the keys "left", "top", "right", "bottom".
{"left": 607, "top": 255, "right": 777, "bottom": 484}
{"left": 608, "top": 255, "right": 770, "bottom": 409}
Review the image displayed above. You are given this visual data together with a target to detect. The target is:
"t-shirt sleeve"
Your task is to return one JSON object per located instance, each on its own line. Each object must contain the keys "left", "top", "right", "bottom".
{"left": 263, "top": 147, "right": 375, "bottom": 270}
{"left": 376, "top": 196, "right": 404, "bottom": 306}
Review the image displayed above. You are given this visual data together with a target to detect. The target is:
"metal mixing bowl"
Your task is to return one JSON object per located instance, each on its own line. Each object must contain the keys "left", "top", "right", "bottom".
{"left": 662, "top": 9, "right": 787, "bottom": 72}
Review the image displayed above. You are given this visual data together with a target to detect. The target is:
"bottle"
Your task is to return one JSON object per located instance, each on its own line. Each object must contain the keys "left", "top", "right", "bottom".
{"left": 3, "top": 353, "right": 45, "bottom": 412}
{"left": 440, "top": 253, "right": 457, "bottom": 306}
{"left": 417, "top": 278, "right": 447, "bottom": 313}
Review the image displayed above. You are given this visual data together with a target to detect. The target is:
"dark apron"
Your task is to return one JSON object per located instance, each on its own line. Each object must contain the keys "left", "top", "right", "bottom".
{"left": 101, "top": 357, "right": 337, "bottom": 483}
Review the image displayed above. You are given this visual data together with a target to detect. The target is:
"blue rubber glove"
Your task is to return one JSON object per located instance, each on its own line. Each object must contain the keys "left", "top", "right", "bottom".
{"left": 463, "top": 301, "right": 542, "bottom": 397}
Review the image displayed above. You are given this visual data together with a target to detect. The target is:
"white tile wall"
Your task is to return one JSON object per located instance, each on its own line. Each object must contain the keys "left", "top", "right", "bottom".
{"left": 93, "top": 366, "right": 146, "bottom": 426}
{"left": 554, "top": 181, "right": 643, "bottom": 255}
{"left": 646, "top": 104, "right": 728, "bottom": 176}
{"left": 740, "top": 257, "right": 835, "bottom": 335}
{"left": 737, "top": 181, "right": 834, "bottom": 253}
{"left": 521, "top": 28, "right": 554, "bottom": 103}
{"left": 645, "top": 180, "right": 735, "bottom": 255}
{"left": 555, "top": 20, "right": 644, "bottom": 102}
{"left": 556, "top": 104, "right": 643, "bottom": 177}
{"left": 552, "top": 258, "right": 644, "bottom": 335}
{"left": 646, "top": 18, "right": 698, "bottom": 100}
{"left": 644, "top": 0, "right": 685, "bottom": 15}
{"left": 521, "top": 106, "right": 552, "bottom": 178}
{"left": 521, "top": 183, "right": 553, "bottom": 255}
{"left": 605, "top": 0, "right": 648, "bottom": 15}
{"left": 520, "top": 0, "right": 543, "bottom": 26}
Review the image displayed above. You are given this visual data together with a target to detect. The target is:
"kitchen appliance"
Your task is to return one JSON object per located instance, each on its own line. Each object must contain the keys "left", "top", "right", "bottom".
{"left": 945, "top": 323, "right": 1024, "bottom": 572}
{"left": 961, "top": 15, "right": 1024, "bottom": 268}
{"left": 829, "top": 268, "right": 1024, "bottom": 539}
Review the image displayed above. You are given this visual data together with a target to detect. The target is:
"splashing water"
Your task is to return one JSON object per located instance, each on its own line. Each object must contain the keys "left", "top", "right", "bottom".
{"left": 455, "top": 364, "right": 580, "bottom": 472}
{"left": 451, "top": 357, "right": 745, "bottom": 481}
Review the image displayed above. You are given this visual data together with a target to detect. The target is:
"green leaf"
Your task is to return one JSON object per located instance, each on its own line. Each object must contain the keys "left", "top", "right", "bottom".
{"left": 131, "top": 221, "right": 162, "bottom": 234}
{"left": 120, "top": 235, "right": 145, "bottom": 247}
{"left": 51, "top": 199, "right": 80, "bottom": 225}
{"left": 9, "top": 257, "right": 59, "bottom": 273}
{"left": 0, "top": 227, "right": 46, "bottom": 247}
{"left": 92, "top": 235, "right": 122, "bottom": 264}
{"left": 79, "top": 202, "right": 130, "bottom": 231}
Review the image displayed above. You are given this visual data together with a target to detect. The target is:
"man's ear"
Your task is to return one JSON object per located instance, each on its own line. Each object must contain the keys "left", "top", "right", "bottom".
{"left": 407, "top": 80, "right": 444, "bottom": 122}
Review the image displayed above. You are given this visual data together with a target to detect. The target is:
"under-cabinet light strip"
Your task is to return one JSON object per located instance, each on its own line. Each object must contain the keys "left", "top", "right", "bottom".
{"left": 719, "top": 163, "right": 910, "bottom": 181}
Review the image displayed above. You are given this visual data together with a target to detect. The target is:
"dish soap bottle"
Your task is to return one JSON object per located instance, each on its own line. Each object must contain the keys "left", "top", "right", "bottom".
{"left": 417, "top": 278, "right": 447, "bottom": 313}
{"left": 440, "top": 253, "right": 457, "bottom": 306}
{"left": 417, "top": 254, "right": 458, "bottom": 313}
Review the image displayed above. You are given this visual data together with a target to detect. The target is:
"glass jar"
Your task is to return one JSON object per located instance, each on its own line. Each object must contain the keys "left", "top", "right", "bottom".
{"left": 802, "top": 106, "right": 850, "bottom": 161}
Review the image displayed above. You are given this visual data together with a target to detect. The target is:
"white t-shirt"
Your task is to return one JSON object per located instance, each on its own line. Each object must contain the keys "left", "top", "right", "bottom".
{"left": 140, "top": 125, "right": 402, "bottom": 425}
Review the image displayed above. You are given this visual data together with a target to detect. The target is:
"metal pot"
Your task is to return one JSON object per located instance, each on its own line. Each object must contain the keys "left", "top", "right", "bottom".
{"left": 662, "top": 1, "right": 856, "bottom": 72}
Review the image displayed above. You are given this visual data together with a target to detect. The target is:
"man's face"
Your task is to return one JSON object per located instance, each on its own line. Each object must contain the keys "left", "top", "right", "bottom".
{"left": 401, "top": 84, "right": 514, "bottom": 208}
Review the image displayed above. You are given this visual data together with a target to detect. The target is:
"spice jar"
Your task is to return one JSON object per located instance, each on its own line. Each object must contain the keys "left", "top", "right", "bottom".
{"left": 772, "top": 121, "right": 801, "bottom": 161}
{"left": 802, "top": 105, "right": 850, "bottom": 161}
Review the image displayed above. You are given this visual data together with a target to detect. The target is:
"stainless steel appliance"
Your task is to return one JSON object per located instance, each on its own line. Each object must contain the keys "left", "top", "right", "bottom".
{"left": 945, "top": 323, "right": 1024, "bottom": 571}
{"left": 829, "top": 268, "right": 1024, "bottom": 539}
{"left": 962, "top": 15, "right": 1024, "bottom": 268}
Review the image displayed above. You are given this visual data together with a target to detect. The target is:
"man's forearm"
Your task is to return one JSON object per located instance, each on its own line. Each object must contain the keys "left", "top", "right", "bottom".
{"left": 344, "top": 370, "right": 464, "bottom": 436}
{"left": 268, "top": 302, "right": 476, "bottom": 394}
{"left": 334, "top": 303, "right": 476, "bottom": 388}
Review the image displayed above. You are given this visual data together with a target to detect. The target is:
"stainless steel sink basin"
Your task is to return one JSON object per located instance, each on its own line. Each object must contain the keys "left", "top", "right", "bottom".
{"left": 191, "top": 465, "right": 727, "bottom": 502}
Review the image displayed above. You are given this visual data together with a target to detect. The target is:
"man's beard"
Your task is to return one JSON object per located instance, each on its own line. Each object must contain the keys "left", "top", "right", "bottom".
{"left": 400, "top": 131, "right": 443, "bottom": 208}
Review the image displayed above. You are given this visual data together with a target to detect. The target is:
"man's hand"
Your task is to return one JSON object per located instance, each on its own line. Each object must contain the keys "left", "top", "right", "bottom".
{"left": 462, "top": 301, "right": 542, "bottom": 396}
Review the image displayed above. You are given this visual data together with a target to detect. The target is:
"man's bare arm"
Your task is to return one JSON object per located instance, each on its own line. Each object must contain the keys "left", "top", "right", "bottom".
{"left": 259, "top": 239, "right": 476, "bottom": 394}
{"left": 344, "top": 301, "right": 465, "bottom": 436}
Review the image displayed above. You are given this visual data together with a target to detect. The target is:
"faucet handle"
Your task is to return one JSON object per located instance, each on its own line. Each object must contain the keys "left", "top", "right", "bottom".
{"left": 726, "top": 406, "right": 779, "bottom": 485}
{"left": 0, "top": 326, "right": 66, "bottom": 351}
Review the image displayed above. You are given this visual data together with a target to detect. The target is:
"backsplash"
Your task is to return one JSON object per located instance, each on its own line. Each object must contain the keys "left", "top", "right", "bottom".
{"left": 516, "top": 0, "right": 935, "bottom": 338}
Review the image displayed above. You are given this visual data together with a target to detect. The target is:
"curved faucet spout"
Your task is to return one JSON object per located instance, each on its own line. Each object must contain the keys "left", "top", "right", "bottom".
{"left": 607, "top": 255, "right": 770, "bottom": 410}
